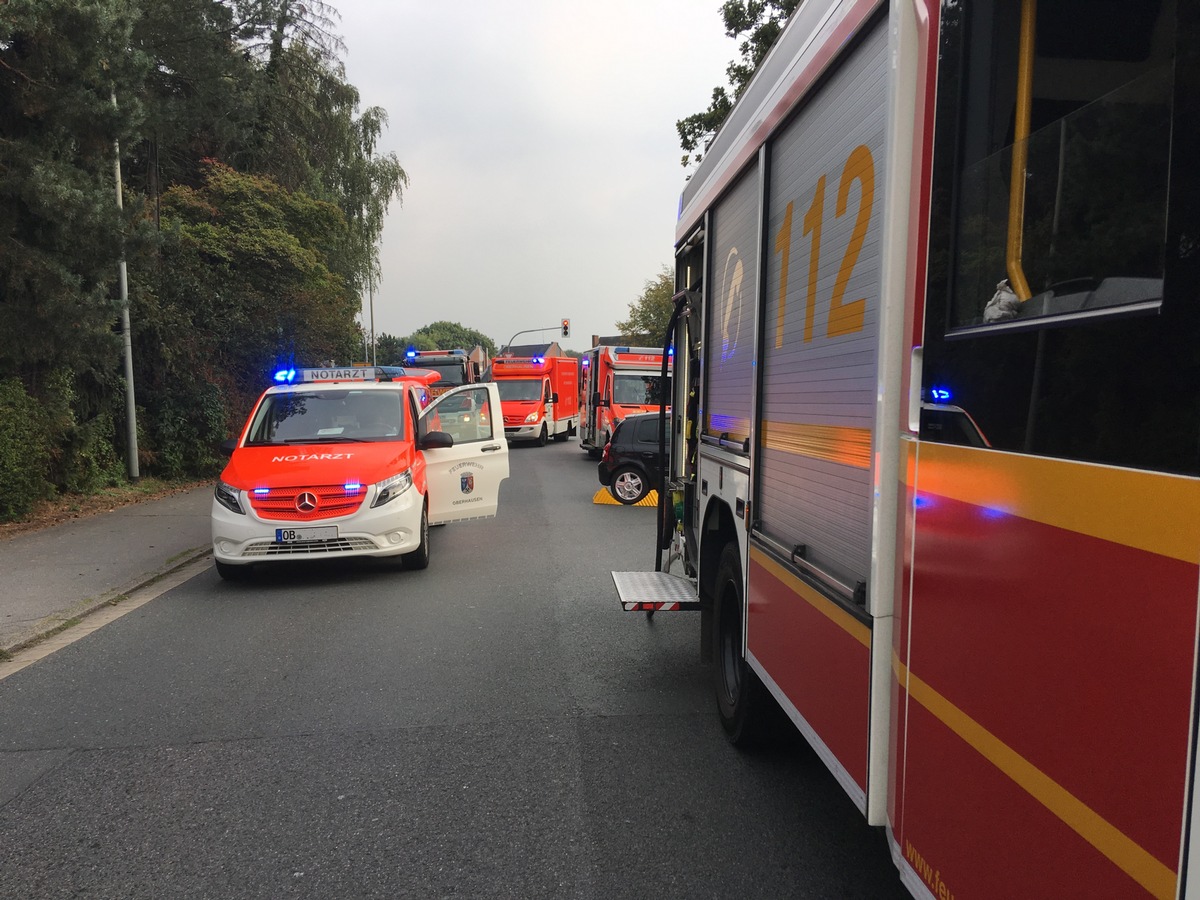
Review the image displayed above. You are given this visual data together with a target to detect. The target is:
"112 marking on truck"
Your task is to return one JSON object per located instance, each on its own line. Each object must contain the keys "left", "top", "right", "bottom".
{"left": 613, "top": 1, "right": 1199, "bottom": 898}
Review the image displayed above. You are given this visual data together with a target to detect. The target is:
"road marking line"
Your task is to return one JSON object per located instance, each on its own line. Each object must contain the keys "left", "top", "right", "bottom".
{"left": 0, "top": 557, "right": 212, "bottom": 681}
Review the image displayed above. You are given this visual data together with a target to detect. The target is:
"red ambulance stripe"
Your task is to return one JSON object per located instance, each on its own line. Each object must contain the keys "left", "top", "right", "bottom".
{"left": 748, "top": 547, "right": 871, "bottom": 792}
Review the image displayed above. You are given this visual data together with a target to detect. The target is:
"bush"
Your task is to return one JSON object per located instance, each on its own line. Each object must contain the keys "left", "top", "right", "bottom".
{"left": 0, "top": 378, "right": 53, "bottom": 521}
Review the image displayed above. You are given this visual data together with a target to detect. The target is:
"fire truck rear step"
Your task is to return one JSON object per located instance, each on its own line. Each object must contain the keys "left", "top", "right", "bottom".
{"left": 611, "top": 571, "right": 699, "bottom": 612}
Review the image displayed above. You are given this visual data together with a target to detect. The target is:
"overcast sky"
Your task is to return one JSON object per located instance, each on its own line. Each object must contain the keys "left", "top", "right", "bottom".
{"left": 333, "top": 1, "right": 736, "bottom": 353}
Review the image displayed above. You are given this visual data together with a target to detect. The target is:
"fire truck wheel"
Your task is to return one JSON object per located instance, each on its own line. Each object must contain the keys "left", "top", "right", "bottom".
{"left": 537, "top": 423, "right": 548, "bottom": 446}
{"left": 713, "top": 543, "right": 770, "bottom": 747}
{"left": 402, "top": 504, "right": 430, "bottom": 570}
{"left": 610, "top": 466, "right": 648, "bottom": 504}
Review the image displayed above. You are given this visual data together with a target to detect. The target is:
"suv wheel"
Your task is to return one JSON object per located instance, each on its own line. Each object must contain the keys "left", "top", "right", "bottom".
{"left": 610, "top": 466, "right": 648, "bottom": 505}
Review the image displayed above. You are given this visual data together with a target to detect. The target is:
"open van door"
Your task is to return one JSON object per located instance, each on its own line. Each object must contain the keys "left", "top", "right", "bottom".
{"left": 419, "top": 383, "right": 509, "bottom": 523}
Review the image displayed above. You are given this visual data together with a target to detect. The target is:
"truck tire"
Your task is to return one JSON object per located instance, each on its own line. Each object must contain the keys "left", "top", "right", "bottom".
{"left": 713, "top": 543, "right": 772, "bottom": 747}
{"left": 553, "top": 424, "right": 569, "bottom": 442}
{"left": 536, "top": 423, "right": 548, "bottom": 446}
{"left": 402, "top": 504, "right": 430, "bottom": 570}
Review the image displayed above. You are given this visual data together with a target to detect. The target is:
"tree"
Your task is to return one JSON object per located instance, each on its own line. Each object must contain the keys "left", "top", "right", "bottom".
{"left": 677, "top": 0, "right": 802, "bottom": 167}
{"left": 133, "top": 161, "right": 361, "bottom": 469}
{"left": 616, "top": 267, "right": 676, "bottom": 344}
{"left": 395, "top": 322, "right": 498, "bottom": 359}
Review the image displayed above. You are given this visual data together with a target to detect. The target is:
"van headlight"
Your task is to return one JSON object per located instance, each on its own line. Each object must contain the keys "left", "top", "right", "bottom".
{"left": 371, "top": 470, "right": 413, "bottom": 508}
{"left": 214, "top": 480, "right": 245, "bottom": 515}
{"left": 525, "top": 411, "right": 539, "bottom": 423}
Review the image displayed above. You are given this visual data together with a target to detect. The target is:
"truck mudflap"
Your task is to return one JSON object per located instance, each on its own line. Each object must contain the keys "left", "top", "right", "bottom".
{"left": 611, "top": 571, "right": 700, "bottom": 612}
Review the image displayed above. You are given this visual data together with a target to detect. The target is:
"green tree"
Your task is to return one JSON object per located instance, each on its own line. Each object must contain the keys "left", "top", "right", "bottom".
{"left": 616, "top": 266, "right": 675, "bottom": 344}
{"left": 677, "top": 0, "right": 801, "bottom": 167}
{"left": 397, "top": 322, "right": 497, "bottom": 359}
{"left": 0, "top": 0, "right": 150, "bottom": 383}
{"left": 135, "top": 161, "right": 361, "bottom": 463}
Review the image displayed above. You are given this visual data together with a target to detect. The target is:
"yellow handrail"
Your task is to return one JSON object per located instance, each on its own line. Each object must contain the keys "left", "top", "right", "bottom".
{"left": 1006, "top": 0, "right": 1037, "bottom": 301}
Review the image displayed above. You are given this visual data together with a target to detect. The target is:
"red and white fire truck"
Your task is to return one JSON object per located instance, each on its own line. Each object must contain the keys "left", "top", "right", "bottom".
{"left": 578, "top": 344, "right": 671, "bottom": 458}
{"left": 490, "top": 354, "right": 580, "bottom": 445}
{"left": 403, "top": 349, "right": 481, "bottom": 397}
{"left": 614, "top": 1, "right": 1199, "bottom": 898}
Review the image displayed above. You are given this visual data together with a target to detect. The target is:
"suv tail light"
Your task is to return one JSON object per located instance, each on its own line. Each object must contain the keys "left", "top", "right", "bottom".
{"left": 601, "top": 442, "right": 612, "bottom": 463}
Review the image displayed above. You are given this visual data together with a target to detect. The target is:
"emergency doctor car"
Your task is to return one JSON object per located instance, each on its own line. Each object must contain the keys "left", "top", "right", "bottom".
{"left": 211, "top": 366, "right": 508, "bottom": 580}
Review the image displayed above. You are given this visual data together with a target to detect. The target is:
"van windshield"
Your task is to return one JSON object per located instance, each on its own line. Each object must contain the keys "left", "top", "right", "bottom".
{"left": 496, "top": 379, "right": 542, "bottom": 401}
{"left": 244, "top": 390, "right": 406, "bottom": 444}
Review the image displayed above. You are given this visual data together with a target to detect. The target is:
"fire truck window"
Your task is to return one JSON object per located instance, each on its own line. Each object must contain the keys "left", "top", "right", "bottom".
{"left": 933, "top": 0, "right": 1173, "bottom": 332}
{"left": 920, "top": 0, "right": 1200, "bottom": 475}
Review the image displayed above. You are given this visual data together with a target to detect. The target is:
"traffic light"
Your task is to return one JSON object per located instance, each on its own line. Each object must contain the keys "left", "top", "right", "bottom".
{"left": 561, "top": 318, "right": 570, "bottom": 338}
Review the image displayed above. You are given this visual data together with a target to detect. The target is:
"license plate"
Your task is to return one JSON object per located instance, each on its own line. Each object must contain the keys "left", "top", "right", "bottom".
{"left": 275, "top": 526, "right": 337, "bottom": 543}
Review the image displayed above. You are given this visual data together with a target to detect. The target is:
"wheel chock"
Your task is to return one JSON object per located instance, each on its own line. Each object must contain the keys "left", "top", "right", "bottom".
{"left": 592, "top": 488, "right": 658, "bottom": 507}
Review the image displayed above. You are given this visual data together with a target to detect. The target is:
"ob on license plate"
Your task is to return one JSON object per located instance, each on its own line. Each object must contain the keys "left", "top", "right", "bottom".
{"left": 275, "top": 526, "right": 337, "bottom": 543}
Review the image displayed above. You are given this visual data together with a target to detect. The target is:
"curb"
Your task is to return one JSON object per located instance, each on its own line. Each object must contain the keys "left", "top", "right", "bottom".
{"left": 0, "top": 546, "right": 212, "bottom": 659}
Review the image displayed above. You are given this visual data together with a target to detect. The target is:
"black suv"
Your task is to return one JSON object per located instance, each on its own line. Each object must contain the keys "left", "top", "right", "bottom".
{"left": 596, "top": 412, "right": 670, "bottom": 504}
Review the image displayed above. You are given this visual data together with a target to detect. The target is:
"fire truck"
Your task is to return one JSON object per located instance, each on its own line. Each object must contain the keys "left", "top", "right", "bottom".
{"left": 578, "top": 344, "right": 671, "bottom": 458}
{"left": 613, "top": 1, "right": 1199, "bottom": 898}
{"left": 403, "top": 349, "right": 481, "bottom": 396}
{"left": 490, "top": 354, "right": 580, "bottom": 445}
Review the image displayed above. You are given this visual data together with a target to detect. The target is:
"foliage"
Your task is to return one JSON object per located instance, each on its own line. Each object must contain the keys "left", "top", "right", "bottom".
{"left": 0, "top": 0, "right": 410, "bottom": 506}
{"left": 0, "top": 0, "right": 150, "bottom": 385}
{"left": 616, "top": 267, "right": 676, "bottom": 345}
{"left": 390, "top": 322, "right": 498, "bottom": 361}
{"left": 0, "top": 378, "right": 52, "bottom": 521}
{"left": 677, "top": 0, "right": 801, "bottom": 167}
{"left": 136, "top": 161, "right": 362, "bottom": 443}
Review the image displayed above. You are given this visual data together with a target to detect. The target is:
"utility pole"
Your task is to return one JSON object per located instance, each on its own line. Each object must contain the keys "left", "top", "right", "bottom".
{"left": 112, "top": 91, "right": 139, "bottom": 481}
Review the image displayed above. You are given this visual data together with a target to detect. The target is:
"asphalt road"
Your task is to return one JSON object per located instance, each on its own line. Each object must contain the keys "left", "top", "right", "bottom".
{"left": 0, "top": 440, "right": 909, "bottom": 899}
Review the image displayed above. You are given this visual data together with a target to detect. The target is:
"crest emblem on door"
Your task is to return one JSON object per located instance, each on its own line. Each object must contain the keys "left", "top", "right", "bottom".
{"left": 460, "top": 474, "right": 474, "bottom": 494}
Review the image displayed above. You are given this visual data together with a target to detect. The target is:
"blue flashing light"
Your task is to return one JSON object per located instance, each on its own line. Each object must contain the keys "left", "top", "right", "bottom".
{"left": 344, "top": 481, "right": 362, "bottom": 493}
{"left": 253, "top": 487, "right": 270, "bottom": 495}
{"left": 929, "top": 386, "right": 953, "bottom": 403}
{"left": 405, "top": 348, "right": 418, "bottom": 359}
{"left": 273, "top": 368, "right": 297, "bottom": 383}
{"left": 668, "top": 346, "right": 675, "bottom": 357}
{"left": 532, "top": 356, "right": 545, "bottom": 364}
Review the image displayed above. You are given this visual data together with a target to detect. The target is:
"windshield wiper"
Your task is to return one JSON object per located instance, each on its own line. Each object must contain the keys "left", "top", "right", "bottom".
{"left": 280, "top": 436, "right": 369, "bottom": 444}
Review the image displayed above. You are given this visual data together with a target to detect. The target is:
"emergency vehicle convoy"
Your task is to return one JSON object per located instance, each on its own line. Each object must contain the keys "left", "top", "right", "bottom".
{"left": 402, "top": 348, "right": 480, "bottom": 396}
{"left": 614, "top": 1, "right": 1199, "bottom": 898}
{"left": 578, "top": 344, "right": 671, "bottom": 458}
{"left": 212, "top": 365, "right": 509, "bottom": 579}
{"left": 489, "top": 354, "right": 579, "bottom": 445}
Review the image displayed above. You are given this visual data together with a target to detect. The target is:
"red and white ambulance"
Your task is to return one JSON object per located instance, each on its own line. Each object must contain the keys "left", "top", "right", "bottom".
{"left": 489, "top": 355, "right": 579, "bottom": 445}
{"left": 211, "top": 365, "right": 508, "bottom": 579}
{"left": 578, "top": 345, "right": 671, "bottom": 458}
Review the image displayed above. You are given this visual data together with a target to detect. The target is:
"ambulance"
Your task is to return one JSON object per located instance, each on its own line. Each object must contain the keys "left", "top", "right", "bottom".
{"left": 211, "top": 365, "right": 509, "bottom": 580}
{"left": 578, "top": 345, "right": 671, "bottom": 458}
{"left": 489, "top": 355, "right": 579, "bottom": 445}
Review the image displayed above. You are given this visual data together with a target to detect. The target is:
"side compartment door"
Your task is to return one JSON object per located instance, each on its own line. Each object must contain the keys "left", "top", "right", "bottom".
{"left": 420, "top": 383, "right": 509, "bottom": 523}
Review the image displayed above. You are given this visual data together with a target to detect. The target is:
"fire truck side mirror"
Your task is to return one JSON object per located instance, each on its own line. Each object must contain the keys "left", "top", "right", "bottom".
{"left": 593, "top": 392, "right": 604, "bottom": 407}
{"left": 550, "top": 392, "right": 559, "bottom": 403}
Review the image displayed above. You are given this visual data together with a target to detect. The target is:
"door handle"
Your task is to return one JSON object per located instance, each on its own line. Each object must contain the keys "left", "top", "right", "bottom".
{"left": 482, "top": 444, "right": 503, "bottom": 452}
